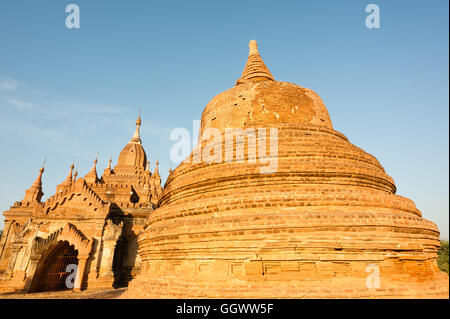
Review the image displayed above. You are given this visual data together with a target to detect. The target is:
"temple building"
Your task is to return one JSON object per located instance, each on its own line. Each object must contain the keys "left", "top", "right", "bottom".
{"left": 123, "top": 40, "right": 448, "bottom": 298}
{"left": 0, "top": 116, "right": 162, "bottom": 292}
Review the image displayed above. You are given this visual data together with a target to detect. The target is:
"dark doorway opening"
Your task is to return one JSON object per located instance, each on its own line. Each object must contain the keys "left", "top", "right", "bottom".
{"left": 30, "top": 241, "right": 79, "bottom": 292}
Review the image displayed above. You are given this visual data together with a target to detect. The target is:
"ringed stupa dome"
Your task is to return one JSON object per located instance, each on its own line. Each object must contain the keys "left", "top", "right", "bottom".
{"left": 116, "top": 115, "right": 147, "bottom": 171}
{"left": 125, "top": 40, "right": 448, "bottom": 298}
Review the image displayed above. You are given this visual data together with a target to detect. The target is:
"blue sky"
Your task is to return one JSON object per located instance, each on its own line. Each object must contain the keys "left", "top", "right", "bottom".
{"left": 0, "top": 0, "right": 448, "bottom": 238}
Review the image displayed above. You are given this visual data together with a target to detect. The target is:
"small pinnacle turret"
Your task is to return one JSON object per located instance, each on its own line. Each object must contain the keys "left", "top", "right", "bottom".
{"left": 22, "top": 165, "right": 45, "bottom": 203}
{"left": 57, "top": 163, "right": 74, "bottom": 192}
{"left": 85, "top": 157, "right": 99, "bottom": 184}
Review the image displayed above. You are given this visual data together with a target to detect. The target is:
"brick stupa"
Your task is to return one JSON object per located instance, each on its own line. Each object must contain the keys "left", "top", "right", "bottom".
{"left": 125, "top": 40, "right": 448, "bottom": 298}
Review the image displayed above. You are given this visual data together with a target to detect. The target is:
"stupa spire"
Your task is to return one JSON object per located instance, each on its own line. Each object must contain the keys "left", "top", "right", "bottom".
{"left": 235, "top": 40, "right": 274, "bottom": 86}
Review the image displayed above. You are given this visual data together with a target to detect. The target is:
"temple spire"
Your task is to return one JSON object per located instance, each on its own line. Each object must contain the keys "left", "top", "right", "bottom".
{"left": 150, "top": 160, "right": 162, "bottom": 205}
{"left": 23, "top": 165, "right": 45, "bottom": 203}
{"left": 102, "top": 157, "right": 113, "bottom": 178}
{"left": 32, "top": 166, "right": 44, "bottom": 189}
{"left": 236, "top": 40, "right": 274, "bottom": 86}
{"left": 64, "top": 163, "right": 74, "bottom": 184}
{"left": 116, "top": 111, "right": 148, "bottom": 169}
{"left": 73, "top": 160, "right": 79, "bottom": 182}
{"left": 154, "top": 160, "right": 160, "bottom": 178}
{"left": 57, "top": 163, "right": 75, "bottom": 192}
{"left": 130, "top": 109, "right": 142, "bottom": 144}
{"left": 85, "top": 157, "right": 99, "bottom": 184}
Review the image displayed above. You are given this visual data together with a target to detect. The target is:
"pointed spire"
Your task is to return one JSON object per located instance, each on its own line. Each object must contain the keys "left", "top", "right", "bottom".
{"left": 236, "top": 40, "right": 274, "bottom": 86}
{"left": 102, "top": 157, "right": 113, "bottom": 178}
{"left": 150, "top": 160, "right": 163, "bottom": 204}
{"left": 57, "top": 163, "right": 75, "bottom": 192}
{"left": 153, "top": 160, "right": 160, "bottom": 178}
{"left": 85, "top": 157, "right": 99, "bottom": 184}
{"left": 23, "top": 165, "right": 45, "bottom": 203}
{"left": 116, "top": 111, "right": 148, "bottom": 170}
{"left": 64, "top": 163, "right": 74, "bottom": 184}
{"left": 32, "top": 166, "right": 44, "bottom": 189}
{"left": 130, "top": 108, "right": 142, "bottom": 144}
{"left": 73, "top": 160, "right": 79, "bottom": 182}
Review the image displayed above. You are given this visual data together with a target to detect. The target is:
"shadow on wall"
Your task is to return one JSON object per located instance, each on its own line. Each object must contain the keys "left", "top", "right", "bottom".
{"left": 112, "top": 221, "right": 138, "bottom": 288}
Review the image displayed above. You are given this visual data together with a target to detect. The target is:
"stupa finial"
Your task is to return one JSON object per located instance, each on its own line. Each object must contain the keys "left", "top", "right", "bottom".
{"left": 131, "top": 108, "right": 142, "bottom": 144}
{"left": 236, "top": 39, "right": 274, "bottom": 86}
{"left": 249, "top": 39, "right": 258, "bottom": 56}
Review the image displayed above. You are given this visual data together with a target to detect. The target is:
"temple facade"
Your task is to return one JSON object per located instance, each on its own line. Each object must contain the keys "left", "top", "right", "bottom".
{"left": 0, "top": 116, "right": 162, "bottom": 293}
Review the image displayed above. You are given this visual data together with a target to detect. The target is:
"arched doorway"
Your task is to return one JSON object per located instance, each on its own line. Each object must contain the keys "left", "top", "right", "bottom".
{"left": 30, "top": 241, "right": 79, "bottom": 292}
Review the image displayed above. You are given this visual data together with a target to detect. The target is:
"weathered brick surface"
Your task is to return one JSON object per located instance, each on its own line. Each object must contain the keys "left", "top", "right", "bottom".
{"left": 123, "top": 40, "right": 449, "bottom": 298}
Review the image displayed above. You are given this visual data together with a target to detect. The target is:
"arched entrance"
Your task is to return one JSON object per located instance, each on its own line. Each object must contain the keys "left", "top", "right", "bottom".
{"left": 30, "top": 241, "right": 79, "bottom": 292}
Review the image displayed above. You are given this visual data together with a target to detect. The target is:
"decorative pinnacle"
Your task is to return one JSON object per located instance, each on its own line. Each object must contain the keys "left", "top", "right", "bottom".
{"left": 89, "top": 157, "right": 98, "bottom": 172}
{"left": 131, "top": 110, "right": 142, "bottom": 143}
{"left": 249, "top": 39, "right": 258, "bottom": 56}
{"left": 62, "top": 162, "right": 74, "bottom": 185}
{"left": 33, "top": 165, "right": 45, "bottom": 188}
{"left": 136, "top": 107, "right": 142, "bottom": 126}
{"left": 42, "top": 157, "right": 47, "bottom": 171}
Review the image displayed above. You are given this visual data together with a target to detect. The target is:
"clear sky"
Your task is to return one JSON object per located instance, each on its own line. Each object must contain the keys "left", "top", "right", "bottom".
{"left": 0, "top": 0, "right": 448, "bottom": 238}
